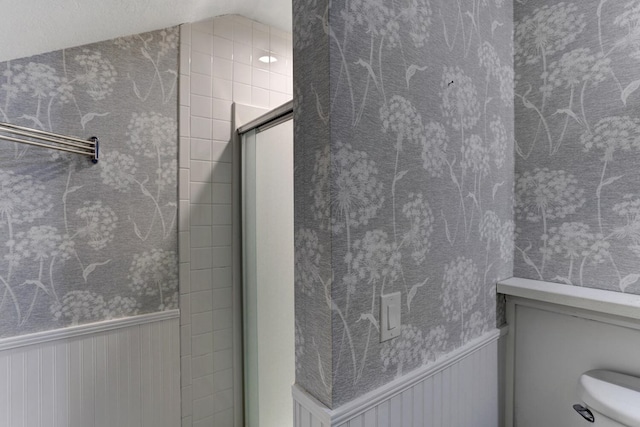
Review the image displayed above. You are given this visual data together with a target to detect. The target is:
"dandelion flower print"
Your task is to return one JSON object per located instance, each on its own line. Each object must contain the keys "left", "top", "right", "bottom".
{"left": 51, "top": 291, "right": 106, "bottom": 325}
{"left": 341, "top": 0, "right": 397, "bottom": 46}
{"left": 380, "top": 324, "right": 446, "bottom": 377}
{"left": 499, "top": 221, "right": 515, "bottom": 262}
{"left": 402, "top": 193, "right": 434, "bottom": 264}
{"left": 543, "top": 222, "right": 595, "bottom": 261}
{"left": 480, "top": 210, "right": 515, "bottom": 262}
{"left": 0, "top": 170, "right": 52, "bottom": 226}
{"left": 403, "top": 0, "right": 432, "bottom": 48}
{"left": 10, "top": 225, "right": 62, "bottom": 267}
{"left": 380, "top": 324, "right": 426, "bottom": 377}
{"left": 440, "top": 257, "right": 482, "bottom": 342}
{"left": 156, "top": 159, "right": 177, "bottom": 191}
{"left": 104, "top": 296, "right": 140, "bottom": 319}
{"left": 127, "top": 112, "right": 177, "bottom": 159}
{"left": 463, "top": 310, "right": 486, "bottom": 342}
{"left": 1, "top": 64, "right": 20, "bottom": 101}
{"left": 421, "top": 121, "right": 448, "bottom": 178}
{"left": 515, "top": 168, "right": 585, "bottom": 223}
{"left": 544, "top": 48, "right": 611, "bottom": 95}
{"left": 312, "top": 141, "right": 384, "bottom": 233}
{"left": 295, "top": 319, "right": 305, "bottom": 376}
{"left": 480, "top": 211, "right": 503, "bottom": 249}
{"left": 441, "top": 257, "right": 480, "bottom": 323}
{"left": 350, "top": 229, "right": 401, "bottom": 289}
{"left": 422, "top": 325, "right": 447, "bottom": 361}
{"left": 478, "top": 41, "right": 501, "bottom": 78}
{"left": 75, "top": 201, "right": 118, "bottom": 250}
{"left": 158, "top": 27, "right": 179, "bottom": 56}
{"left": 498, "top": 65, "right": 514, "bottom": 106}
{"left": 380, "top": 95, "right": 424, "bottom": 150}
{"left": 514, "top": 3, "right": 586, "bottom": 67}
{"left": 581, "top": 116, "right": 640, "bottom": 162}
{"left": 490, "top": 117, "right": 508, "bottom": 169}
{"left": 310, "top": 145, "right": 331, "bottom": 228}
{"left": 160, "top": 291, "right": 179, "bottom": 311}
{"left": 332, "top": 141, "right": 384, "bottom": 233}
{"left": 74, "top": 49, "right": 117, "bottom": 101}
{"left": 542, "top": 222, "right": 609, "bottom": 283}
{"left": 128, "top": 249, "right": 178, "bottom": 299}
{"left": 294, "top": 0, "right": 319, "bottom": 50}
{"left": 440, "top": 66, "right": 480, "bottom": 131}
{"left": 294, "top": 228, "right": 324, "bottom": 296}
{"left": 99, "top": 151, "right": 138, "bottom": 192}
{"left": 11, "top": 62, "right": 60, "bottom": 98}
{"left": 461, "top": 135, "right": 490, "bottom": 178}
{"left": 614, "top": 2, "right": 640, "bottom": 59}
{"left": 613, "top": 195, "right": 640, "bottom": 257}
{"left": 114, "top": 34, "right": 137, "bottom": 50}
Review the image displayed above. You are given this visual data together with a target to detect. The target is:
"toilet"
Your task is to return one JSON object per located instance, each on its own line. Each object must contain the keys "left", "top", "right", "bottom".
{"left": 500, "top": 279, "right": 640, "bottom": 427}
{"left": 576, "top": 370, "right": 640, "bottom": 426}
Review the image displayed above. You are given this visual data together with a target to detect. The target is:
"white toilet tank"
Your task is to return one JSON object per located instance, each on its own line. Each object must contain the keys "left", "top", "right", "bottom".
{"left": 576, "top": 370, "right": 640, "bottom": 427}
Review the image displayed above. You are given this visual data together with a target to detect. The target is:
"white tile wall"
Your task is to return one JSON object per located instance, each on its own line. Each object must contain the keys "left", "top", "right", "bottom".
{"left": 179, "top": 15, "right": 293, "bottom": 427}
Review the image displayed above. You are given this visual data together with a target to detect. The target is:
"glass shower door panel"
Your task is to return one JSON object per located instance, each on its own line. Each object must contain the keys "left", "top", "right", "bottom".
{"left": 242, "top": 119, "right": 294, "bottom": 427}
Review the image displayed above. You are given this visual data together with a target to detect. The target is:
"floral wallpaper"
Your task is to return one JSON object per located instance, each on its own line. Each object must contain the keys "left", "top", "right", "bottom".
{"left": 294, "top": 0, "right": 514, "bottom": 407}
{"left": 514, "top": 0, "right": 640, "bottom": 293}
{"left": 0, "top": 28, "right": 178, "bottom": 337}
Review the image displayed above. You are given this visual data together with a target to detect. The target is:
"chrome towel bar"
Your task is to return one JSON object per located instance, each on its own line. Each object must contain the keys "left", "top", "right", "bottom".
{"left": 0, "top": 122, "right": 99, "bottom": 163}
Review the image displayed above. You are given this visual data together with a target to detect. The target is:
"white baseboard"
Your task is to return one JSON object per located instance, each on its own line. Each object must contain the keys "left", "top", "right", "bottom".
{"left": 0, "top": 313, "right": 180, "bottom": 427}
{"left": 293, "top": 329, "right": 500, "bottom": 427}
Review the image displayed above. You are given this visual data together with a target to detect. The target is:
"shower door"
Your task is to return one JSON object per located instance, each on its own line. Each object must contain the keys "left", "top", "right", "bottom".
{"left": 240, "top": 107, "right": 294, "bottom": 427}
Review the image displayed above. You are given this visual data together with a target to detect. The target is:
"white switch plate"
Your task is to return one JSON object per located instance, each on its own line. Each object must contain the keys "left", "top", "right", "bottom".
{"left": 380, "top": 292, "right": 401, "bottom": 342}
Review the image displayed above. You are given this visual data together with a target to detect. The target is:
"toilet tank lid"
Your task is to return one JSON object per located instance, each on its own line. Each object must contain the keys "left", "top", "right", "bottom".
{"left": 578, "top": 370, "right": 640, "bottom": 426}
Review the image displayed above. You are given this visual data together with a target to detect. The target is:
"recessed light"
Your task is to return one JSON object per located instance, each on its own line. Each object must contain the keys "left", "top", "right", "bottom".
{"left": 258, "top": 55, "right": 278, "bottom": 63}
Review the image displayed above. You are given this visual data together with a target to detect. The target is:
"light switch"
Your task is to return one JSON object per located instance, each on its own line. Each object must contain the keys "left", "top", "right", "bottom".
{"left": 380, "top": 292, "right": 401, "bottom": 342}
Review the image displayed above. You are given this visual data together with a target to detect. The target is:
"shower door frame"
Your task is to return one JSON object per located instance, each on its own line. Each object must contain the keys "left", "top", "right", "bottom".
{"left": 234, "top": 100, "right": 294, "bottom": 427}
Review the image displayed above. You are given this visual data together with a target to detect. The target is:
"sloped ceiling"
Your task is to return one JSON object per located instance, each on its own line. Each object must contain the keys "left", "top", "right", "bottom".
{"left": 0, "top": 0, "right": 292, "bottom": 62}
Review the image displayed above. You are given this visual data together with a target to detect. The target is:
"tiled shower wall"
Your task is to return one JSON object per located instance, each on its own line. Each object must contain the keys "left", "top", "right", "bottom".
{"left": 178, "top": 15, "right": 292, "bottom": 427}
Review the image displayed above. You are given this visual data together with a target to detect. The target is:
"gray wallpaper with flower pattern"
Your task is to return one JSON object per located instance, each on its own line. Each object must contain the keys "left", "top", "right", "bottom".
{"left": 514, "top": 1, "right": 640, "bottom": 293}
{"left": 0, "top": 28, "right": 178, "bottom": 338}
{"left": 294, "top": 0, "right": 514, "bottom": 407}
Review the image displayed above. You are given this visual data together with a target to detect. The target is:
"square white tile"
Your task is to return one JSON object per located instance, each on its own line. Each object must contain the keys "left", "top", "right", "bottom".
{"left": 190, "top": 116, "right": 212, "bottom": 139}
{"left": 251, "top": 86, "right": 270, "bottom": 108}
{"left": 213, "top": 17, "right": 234, "bottom": 40}
{"left": 233, "top": 62, "right": 251, "bottom": 85}
{"left": 180, "top": 137, "right": 191, "bottom": 168}
{"left": 212, "top": 120, "right": 231, "bottom": 142}
{"left": 191, "top": 51, "right": 212, "bottom": 76}
{"left": 232, "top": 82, "right": 252, "bottom": 104}
{"left": 213, "top": 36, "right": 233, "bottom": 60}
{"left": 212, "top": 78, "right": 233, "bottom": 100}
{"left": 213, "top": 58, "right": 233, "bottom": 80}
{"left": 191, "top": 138, "right": 212, "bottom": 161}
{"left": 189, "top": 160, "right": 212, "bottom": 182}
{"left": 252, "top": 29, "right": 270, "bottom": 51}
{"left": 190, "top": 73, "right": 212, "bottom": 97}
{"left": 233, "top": 42, "right": 252, "bottom": 65}
{"left": 191, "top": 30, "right": 213, "bottom": 54}
{"left": 252, "top": 67, "right": 270, "bottom": 90}
{"left": 211, "top": 99, "right": 232, "bottom": 121}
{"left": 190, "top": 204, "right": 212, "bottom": 226}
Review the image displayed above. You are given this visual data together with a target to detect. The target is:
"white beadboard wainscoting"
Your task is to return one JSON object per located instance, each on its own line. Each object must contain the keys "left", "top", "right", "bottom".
{"left": 293, "top": 329, "right": 500, "bottom": 427}
{"left": 0, "top": 310, "right": 180, "bottom": 427}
